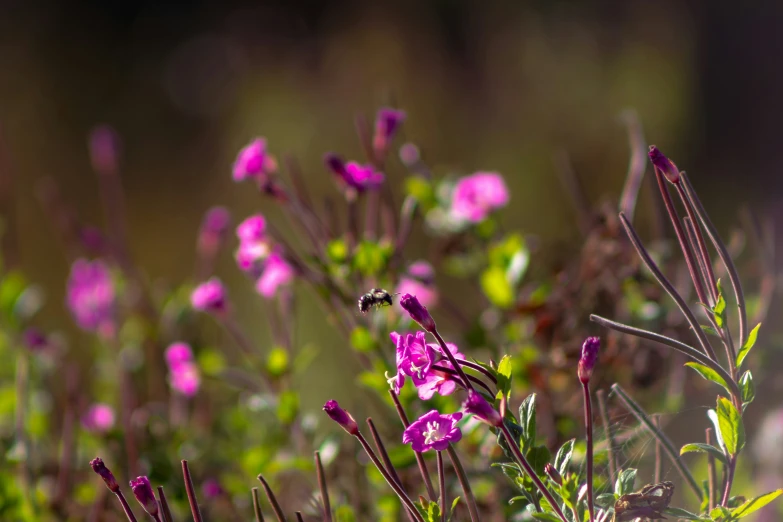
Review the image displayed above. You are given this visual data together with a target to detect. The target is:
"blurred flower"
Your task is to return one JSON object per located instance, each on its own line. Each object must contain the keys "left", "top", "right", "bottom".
{"left": 191, "top": 277, "right": 227, "bottom": 314}
{"left": 323, "top": 399, "right": 359, "bottom": 435}
{"left": 197, "top": 206, "right": 231, "bottom": 257}
{"left": 400, "top": 293, "right": 436, "bottom": 332}
{"left": 402, "top": 410, "right": 462, "bottom": 452}
{"left": 236, "top": 214, "right": 267, "bottom": 243}
{"left": 22, "top": 328, "right": 49, "bottom": 352}
{"left": 450, "top": 172, "right": 509, "bottom": 223}
{"left": 648, "top": 145, "right": 680, "bottom": 184}
{"left": 233, "top": 138, "right": 277, "bottom": 182}
{"left": 256, "top": 252, "right": 295, "bottom": 298}
{"left": 129, "top": 476, "right": 159, "bottom": 517}
{"left": 373, "top": 107, "right": 406, "bottom": 158}
{"left": 90, "top": 457, "right": 119, "bottom": 492}
{"left": 165, "top": 343, "right": 200, "bottom": 397}
{"left": 79, "top": 225, "right": 108, "bottom": 255}
{"left": 399, "top": 143, "right": 420, "bottom": 167}
{"left": 65, "top": 259, "right": 115, "bottom": 337}
{"left": 82, "top": 403, "right": 116, "bottom": 434}
{"left": 397, "top": 261, "right": 438, "bottom": 309}
{"left": 202, "top": 478, "right": 224, "bottom": 499}
{"left": 165, "top": 342, "right": 194, "bottom": 369}
{"left": 88, "top": 125, "right": 120, "bottom": 175}
{"left": 578, "top": 336, "right": 600, "bottom": 385}
{"left": 235, "top": 241, "right": 269, "bottom": 277}
{"left": 463, "top": 390, "right": 502, "bottom": 427}
{"left": 324, "top": 153, "right": 384, "bottom": 192}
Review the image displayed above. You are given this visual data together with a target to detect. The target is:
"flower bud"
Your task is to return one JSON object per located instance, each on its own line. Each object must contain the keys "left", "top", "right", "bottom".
{"left": 191, "top": 277, "right": 228, "bottom": 315}
{"left": 648, "top": 146, "right": 680, "bottom": 184}
{"left": 463, "top": 390, "right": 502, "bottom": 428}
{"left": 197, "top": 206, "right": 231, "bottom": 258}
{"left": 130, "top": 476, "right": 159, "bottom": 517}
{"left": 22, "top": 328, "right": 49, "bottom": 352}
{"left": 399, "top": 293, "right": 436, "bottom": 333}
{"left": 323, "top": 400, "right": 359, "bottom": 436}
{"left": 373, "top": 107, "right": 406, "bottom": 159}
{"left": 90, "top": 457, "right": 119, "bottom": 492}
{"left": 544, "top": 463, "right": 563, "bottom": 486}
{"left": 578, "top": 336, "right": 600, "bottom": 384}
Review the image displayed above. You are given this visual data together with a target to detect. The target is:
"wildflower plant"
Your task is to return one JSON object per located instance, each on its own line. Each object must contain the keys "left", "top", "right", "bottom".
{"left": 0, "top": 103, "right": 779, "bottom": 522}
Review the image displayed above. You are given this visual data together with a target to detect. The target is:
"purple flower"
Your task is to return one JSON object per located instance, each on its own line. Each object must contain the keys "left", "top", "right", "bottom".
{"left": 544, "top": 463, "right": 563, "bottom": 486}
{"left": 256, "top": 252, "right": 295, "bottom": 298}
{"left": 648, "top": 146, "right": 680, "bottom": 184}
{"left": 415, "top": 342, "right": 464, "bottom": 400}
{"left": 324, "top": 153, "right": 384, "bottom": 192}
{"left": 82, "top": 403, "right": 116, "bottom": 434}
{"left": 90, "top": 457, "right": 119, "bottom": 492}
{"left": 389, "top": 331, "right": 436, "bottom": 392}
{"left": 397, "top": 261, "right": 438, "bottom": 309}
{"left": 233, "top": 138, "right": 277, "bottom": 182}
{"left": 373, "top": 107, "right": 406, "bottom": 157}
{"left": 399, "top": 143, "right": 420, "bottom": 167}
{"left": 323, "top": 399, "right": 359, "bottom": 435}
{"left": 399, "top": 293, "right": 436, "bottom": 332}
{"left": 88, "top": 125, "right": 120, "bottom": 175}
{"left": 236, "top": 214, "right": 267, "bottom": 243}
{"left": 22, "top": 328, "right": 49, "bottom": 352}
{"left": 65, "top": 259, "right": 115, "bottom": 337}
{"left": 578, "top": 336, "right": 600, "bottom": 385}
{"left": 450, "top": 172, "right": 510, "bottom": 223}
{"left": 171, "top": 363, "right": 201, "bottom": 397}
{"left": 202, "top": 478, "right": 224, "bottom": 499}
{"left": 197, "top": 206, "right": 231, "bottom": 256}
{"left": 402, "top": 410, "right": 462, "bottom": 452}
{"left": 463, "top": 390, "right": 502, "bottom": 427}
{"left": 235, "top": 241, "right": 270, "bottom": 276}
{"left": 130, "top": 476, "right": 159, "bottom": 517}
{"left": 165, "top": 342, "right": 194, "bottom": 369}
{"left": 191, "top": 277, "right": 227, "bottom": 314}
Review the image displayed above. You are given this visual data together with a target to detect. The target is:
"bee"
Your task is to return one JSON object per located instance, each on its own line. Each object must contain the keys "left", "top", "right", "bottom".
{"left": 358, "top": 288, "right": 398, "bottom": 314}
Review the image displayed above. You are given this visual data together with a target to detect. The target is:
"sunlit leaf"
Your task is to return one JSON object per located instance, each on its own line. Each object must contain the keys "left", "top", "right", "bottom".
{"left": 554, "top": 439, "right": 575, "bottom": 476}
{"left": 679, "top": 443, "right": 727, "bottom": 465}
{"left": 730, "top": 489, "right": 783, "bottom": 519}
{"left": 614, "top": 468, "right": 637, "bottom": 496}
{"left": 736, "top": 322, "right": 761, "bottom": 368}
{"left": 739, "top": 370, "right": 755, "bottom": 406}
{"left": 716, "top": 397, "right": 744, "bottom": 456}
{"left": 518, "top": 394, "right": 537, "bottom": 452}
{"left": 684, "top": 362, "right": 733, "bottom": 397}
{"left": 496, "top": 355, "right": 512, "bottom": 400}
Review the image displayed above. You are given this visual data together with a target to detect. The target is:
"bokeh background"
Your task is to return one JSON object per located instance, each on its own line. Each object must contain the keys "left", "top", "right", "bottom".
{"left": 1, "top": 0, "right": 782, "bottom": 517}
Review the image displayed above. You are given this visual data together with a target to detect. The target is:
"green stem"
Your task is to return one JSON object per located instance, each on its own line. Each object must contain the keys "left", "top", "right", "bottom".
{"left": 437, "top": 451, "right": 447, "bottom": 522}
{"left": 445, "top": 446, "right": 481, "bottom": 522}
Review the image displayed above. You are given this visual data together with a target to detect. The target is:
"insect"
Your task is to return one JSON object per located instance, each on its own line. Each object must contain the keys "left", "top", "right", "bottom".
{"left": 358, "top": 288, "right": 398, "bottom": 313}
{"left": 613, "top": 481, "right": 674, "bottom": 521}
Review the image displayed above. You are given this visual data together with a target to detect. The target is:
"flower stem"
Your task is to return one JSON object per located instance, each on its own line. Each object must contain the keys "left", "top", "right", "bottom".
{"left": 431, "top": 365, "right": 494, "bottom": 395}
{"left": 366, "top": 419, "right": 419, "bottom": 522}
{"left": 498, "top": 422, "right": 568, "bottom": 521}
{"left": 582, "top": 382, "right": 595, "bottom": 522}
{"left": 257, "top": 475, "right": 288, "bottom": 522}
{"left": 454, "top": 358, "right": 498, "bottom": 384}
{"left": 181, "top": 460, "right": 204, "bottom": 522}
{"left": 388, "top": 390, "right": 437, "bottom": 502}
{"left": 115, "top": 491, "right": 140, "bottom": 522}
{"left": 445, "top": 446, "right": 481, "bottom": 522}
{"left": 251, "top": 487, "right": 265, "bottom": 522}
{"left": 314, "top": 452, "right": 332, "bottom": 522}
{"left": 595, "top": 390, "right": 616, "bottom": 485}
{"left": 156, "top": 487, "right": 173, "bottom": 522}
{"left": 706, "top": 429, "right": 717, "bottom": 511}
{"left": 432, "top": 330, "right": 474, "bottom": 393}
{"left": 437, "top": 451, "right": 446, "bottom": 522}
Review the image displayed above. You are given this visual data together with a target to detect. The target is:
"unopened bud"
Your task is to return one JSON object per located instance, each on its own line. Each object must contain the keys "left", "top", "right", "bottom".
{"left": 544, "top": 463, "right": 563, "bottom": 486}
{"left": 90, "top": 457, "right": 119, "bottom": 492}
{"left": 578, "top": 336, "right": 601, "bottom": 384}
{"left": 323, "top": 400, "right": 359, "bottom": 436}
{"left": 399, "top": 293, "right": 436, "bottom": 333}
{"left": 648, "top": 146, "right": 680, "bottom": 184}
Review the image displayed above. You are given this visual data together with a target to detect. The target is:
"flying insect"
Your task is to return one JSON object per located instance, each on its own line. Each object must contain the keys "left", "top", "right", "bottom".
{"left": 358, "top": 288, "right": 398, "bottom": 314}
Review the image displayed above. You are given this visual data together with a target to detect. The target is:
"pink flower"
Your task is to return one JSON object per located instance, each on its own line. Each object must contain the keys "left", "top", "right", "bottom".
{"left": 397, "top": 261, "right": 438, "bottom": 309}
{"left": 129, "top": 476, "right": 159, "bottom": 517}
{"left": 170, "top": 363, "right": 201, "bottom": 397}
{"left": 66, "top": 259, "right": 115, "bottom": 337}
{"left": 236, "top": 214, "right": 267, "bottom": 243}
{"left": 197, "top": 206, "right": 231, "bottom": 256}
{"left": 22, "top": 328, "right": 50, "bottom": 352}
{"left": 165, "top": 342, "right": 194, "bottom": 369}
{"left": 235, "top": 241, "right": 270, "bottom": 276}
{"left": 256, "top": 253, "right": 295, "bottom": 298}
{"left": 578, "top": 336, "right": 600, "bottom": 385}
{"left": 373, "top": 107, "right": 406, "bottom": 157}
{"left": 233, "top": 138, "right": 277, "bottom": 182}
{"left": 324, "top": 154, "right": 384, "bottom": 192}
{"left": 450, "top": 172, "right": 509, "bottom": 223}
{"left": 389, "top": 331, "right": 463, "bottom": 399}
{"left": 400, "top": 294, "right": 436, "bottom": 332}
{"left": 82, "top": 403, "right": 116, "bottom": 434}
{"left": 415, "top": 342, "right": 464, "bottom": 400}
{"left": 191, "top": 277, "right": 227, "bottom": 314}
{"left": 202, "top": 478, "right": 224, "bottom": 499}
{"left": 463, "top": 390, "right": 502, "bottom": 427}
{"left": 402, "top": 410, "right": 462, "bottom": 452}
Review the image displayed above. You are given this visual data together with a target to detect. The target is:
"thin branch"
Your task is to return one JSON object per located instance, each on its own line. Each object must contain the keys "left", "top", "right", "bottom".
{"left": 618, "top": 110, "right": 647, "bottom": 222}
{"left": 257, "top": 475, "right": 288, "bottom": 522}
{"left": 366, "top": 419, "right": 418, "bottom": 522}
{"left": 445, "top": 446, "right": 481, "bottom": 522}
{"left": 595, "top": 390, "right": 616, "bottom": 485}
{"left": 157, "top": 487, "right": 174, "bottom": 522}
{"left": 181, "top": 461, "right": 204, "bottom": 522}
{"left": 314, "top": 452, "right": 332, "bottom": 522}
{"left": 251, "top": 487, "right": 265, "bottom": 522}
{"left": 388, "top": 391, "right": 437, "bottom": 502}
{"left": 437, "top": 451, "right": 447, "bottom": 522}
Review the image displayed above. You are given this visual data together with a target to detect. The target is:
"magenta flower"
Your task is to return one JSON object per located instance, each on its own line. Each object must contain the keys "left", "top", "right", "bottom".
{"left": 90, "top": 457, "right": 120, "bottom": 492}
{"left": 397, "top": 261, "right": 438, "bottom": 309}
{"left": 170, "top": 363, "right": 201, "bottom": 397}
{"left": 463, "top": 390, "right": 502, "bottom": 427}
{"left": 399, "top": 293, "right": 436, "bottom": 332}
{"left": 165, "top": 342, "right": 194, "bottom": 369}
{"left": 648, "top": 145, "right": 680, "bottom": 184}
{"left": 236, "top": 214, "right": 267, "bottom": 243}
{"left": 82, "top": 403, "right": 116, "bottom": 434}
{"left": 450, "top": 172, "right": 510, "bottom": 223}
{"left": 88, "top": 125, "right": 120, "bottom": 175}
{"left": 323, "top": 399, "right": 359, "bottom": 435}
{"left": 235, "top": 241, "right": 270, "bottom": 276}
{"left": 202, "top": 478, "right": 224, "bottom": 499}
{"left": 402, "top": 410, "right": 462, "bottom": 452}
{"left": 390, "top": 331, "right": 436, "bottom": 390}
{"left": 191, "top": 277, "right": 227, "bottom": 314}
{"left": 324, "top": 153, "right": 384, "bottom": 192}
{"left": 256, "top": 252, "right": 295, "bottom": 298}
{"left": 233, "top": 138, "right": 277, "bottom": 182}
{"left": 415, "top": 342, "right": 464, "bottom": 400}
{"left": 578, "top": 336, "right": 600, "bottom": 385}
{"left": 130, "top": 476, "right": 159, "bottom": 517}
{"left": 197, "top": 206, "right": 231, "bottom": 256}
{"left": 65, "top": 258, "right": 115, "bottom": 337}
{"left": 373, "top": 107, "right": 406, "bottom": 157}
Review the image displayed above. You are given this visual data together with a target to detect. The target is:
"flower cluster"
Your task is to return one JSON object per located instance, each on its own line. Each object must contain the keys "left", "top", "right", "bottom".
{"left": 450, "top": 171, "right": 510, "bottom": 223}
{"left": 233, "top": 213, "right": 295, "bottom": 298}
{"left": 232, "top": 138, "right": 277, "bottom": 183}
{"left": 65, "top": 258, "right": 116, "bottom": 337}
{"left": 388, "top": 331, "right": 463, "bottom": 401}
{"left": 165, "top": 342, "right": 201, "bottom": 397}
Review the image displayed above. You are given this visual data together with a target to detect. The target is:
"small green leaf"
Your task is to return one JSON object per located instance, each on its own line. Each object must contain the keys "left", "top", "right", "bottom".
{"left": 685, "top": 362, "right": 733, "bottom": 397}
{"left": 531, "top": 514, "right": 562, "bottom": 521}
{"left": 700, "top": 325, "right": 720, "bottom": 337}
{"left": 352, "top": 240, "right": 391, "bottom": 276}
{"left": 554, "top": 439, "right": 575, "bottom": 476}
{"left": 707, "top": 409, "right": 726, "bottom": 452}
{"left": 663, "top": 507, "right": 711, "bottom": 520}
{"left": 615, "top": 468, "right": 637, "bottom": 496}
{"left": 480, "top": 266, "right": 514, "bottom": 308}
{"left": 350, "top": 326, "right": 376, "bottom": 353}
{"left": 595, "top": 493, "right": 618, "bottom": 508}
{"left": 518, "top": 394, "right": 537, "bottom": 451}
{"left": 326, "top": 238, "right": 349, "bottom": 263}
{"left": 709, "top": 505, "right": 731, "bottom": 520}
{"left": 276, "top": 390, "right": 299, "bottom": 424}
{"left": 712, "top": 291, "right": 726, "bottom": 328}
{"left": 739, "top": 370, "right": 755, "bottom": 406}
{"left": 496, "top": 355, "right": 513, "bottom": 399}
{"left": 679, "top": 443, "right": 728, "bottom": 465}
{"left": 526, "top": 445, "right": 551, "bottom": 477}
{"left": 730, "top": 489, "right": 783, "bottom": 519}
{"left": 447, "top": 497, "right": 461, "bottom": 522}
{"left": 736, "top": 322, "right": 761, "bottom": 368}
{"left": 716, "top": 397, "right": 744, "bottom": 456}
{"left": 197, "top": 349, "right": 226, "bottom": 376}
{"left": 266, "top": 347, "right": 289, "bottom": 377}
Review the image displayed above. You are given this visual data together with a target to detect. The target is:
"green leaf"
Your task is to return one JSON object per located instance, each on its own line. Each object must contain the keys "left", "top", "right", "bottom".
{"left": 276, "top": 391, "right": 299, "bottom": 424}
{"left": 706, "top": 409, "right": 724, "bottom": 451}
{"left": 712, "top": 290, "right": 726, "bottom": 328}
{"left": 266, "top": 347, "right": 289, "bottom": 377}
{"left": 679, "top": 443, "right": 728, "bottom": 465}
{"left": 350, "top": 326, "right": 377, "bottom": 353}
{"left": 480, "top": 266, "right": 515, "bottom": 309}
{"left": 595, "top": 493, "right": 618, "bottom": 508}
{"left": 716, "top": 397, "right": 744, "bottom": 456}
{"left": 700, "top": 325, "right": 720, "bottom": 337}
{"left": 614, "top": 468, "right": 637, "bottom": 496}
{"left": 554, "top": 439, "right": 575, "bottom": 476}
{"left": 326, "top": 238, "right": 349, "bottom": 263}
{"left": 447, "top": 497, "right": 461, "bottom": 522}
{"left": 518, "top": 394, "right": 537, "bottom": 451}
{"left": 531, "top": 513, "right": 562, "bottom": 522}
{"left": 197, "top": 349, "right": 226, "bottom": 376}
{"left": 709, "top": 506, "right": 731, "bottom": 520}
{"left": 736, "top": 322, "right": 761, "bottom": 368}
{"left": 685, "top": 362, "right": 733, "bottom": 397}
{"left": 405, "top": 176, "right": 435, "bottom": 206}
{"left": 352, "top": 240, "right": 392, "bottom": 276}
{"left": 663, "top": 507, "right": 711, "bottom": 520}
{"left": 526, "top": 445, "right": 551, "bottom": 477}
{"left": 730, "top": 489, "right": 783, "bottom": 519}
{"left": 739, "top": 370, "right": 755, "bottom": 406}
{"left": 496, "top": 355, "right": 513, "bottom": 399}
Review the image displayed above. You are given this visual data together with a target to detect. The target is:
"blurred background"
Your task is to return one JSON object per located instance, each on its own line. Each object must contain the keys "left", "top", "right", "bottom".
{"left": 1, "top": 0, "right": 782, "bottom": 518}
